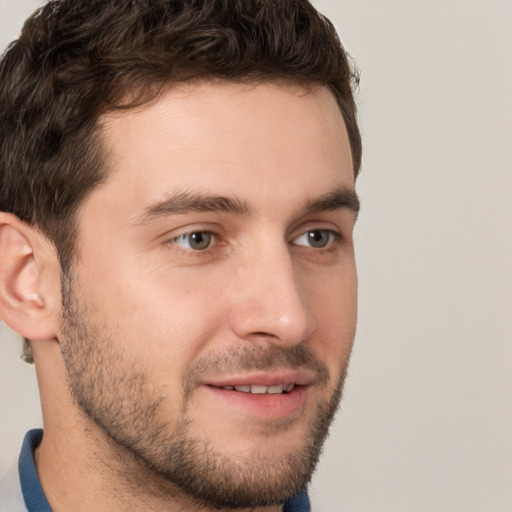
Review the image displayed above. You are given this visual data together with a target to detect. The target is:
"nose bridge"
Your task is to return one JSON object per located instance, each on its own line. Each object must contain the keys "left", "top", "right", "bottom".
{"left": 230, "top": 238, "right": 314, "bottom": 344}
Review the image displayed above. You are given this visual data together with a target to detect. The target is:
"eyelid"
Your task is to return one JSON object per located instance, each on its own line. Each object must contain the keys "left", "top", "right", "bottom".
{"left": 162, "top": 222, "right": 222, "bottom": 240}
{"left": 171, "top": 231, "right": 216, "bottom": 250}
{"left": 162, "top": 223, "right": 226, "bottom": 253}
{"left": 291, "top": 229, "right": 340, "bottom": 249}
{"left": 288, "top": 217, "right": 343, "bottom": 239}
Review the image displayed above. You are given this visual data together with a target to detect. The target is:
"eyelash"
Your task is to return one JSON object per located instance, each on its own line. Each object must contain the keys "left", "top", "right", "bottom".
{"left": 168, "top": 228, "right": 341, "bottom": 254}
{"left": 171, "top": 231, "right": 219, "bottom": 251}
{"left": 292, "top": 229, "right": 340, "bottom": 250}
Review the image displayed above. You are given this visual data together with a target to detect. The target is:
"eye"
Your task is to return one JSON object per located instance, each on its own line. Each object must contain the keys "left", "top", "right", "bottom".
{"left": 293, "top": 229, "right": 337, "bottom": 249}
{"left": 172, "top": 231, "right": 214, "bottom": 251}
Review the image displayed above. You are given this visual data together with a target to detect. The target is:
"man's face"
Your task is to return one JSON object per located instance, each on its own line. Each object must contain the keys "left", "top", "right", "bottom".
{"left": 59, "top": 82, "right": 358, "bottom": 508}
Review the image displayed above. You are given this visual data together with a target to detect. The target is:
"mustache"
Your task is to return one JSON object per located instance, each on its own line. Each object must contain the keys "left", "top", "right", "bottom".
{"left": 183, "top": 343, "right": 330, "bottom": 400}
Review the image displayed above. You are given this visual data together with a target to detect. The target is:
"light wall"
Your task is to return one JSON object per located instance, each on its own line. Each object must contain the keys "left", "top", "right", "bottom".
{"left": 1, "top": 1, "right": 511, "bottom": 510}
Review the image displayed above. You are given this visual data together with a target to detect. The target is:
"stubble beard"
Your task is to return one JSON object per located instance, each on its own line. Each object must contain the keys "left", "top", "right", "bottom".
{"left": 59, "top": 274, "right": 350, "bottom": 510}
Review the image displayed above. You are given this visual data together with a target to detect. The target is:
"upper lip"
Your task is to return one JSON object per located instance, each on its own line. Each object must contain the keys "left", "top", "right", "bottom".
{"left": 203, "top": 369, "right": 316, "bottom": 388}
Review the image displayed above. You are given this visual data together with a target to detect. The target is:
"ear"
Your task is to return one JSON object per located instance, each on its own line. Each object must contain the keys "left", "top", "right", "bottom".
{"left": 0, "top": 213, "right": 61, "bottom": 341}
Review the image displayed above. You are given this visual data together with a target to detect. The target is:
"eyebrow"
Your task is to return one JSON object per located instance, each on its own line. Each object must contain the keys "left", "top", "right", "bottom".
{"left": 303, "top": 187, "right": 360, "bottom": 218}
{"left": 132, "top": 186, "right": 359, "bottom": 226}
{"left": 132, "top": 191, "right": 253, "bottom": 225}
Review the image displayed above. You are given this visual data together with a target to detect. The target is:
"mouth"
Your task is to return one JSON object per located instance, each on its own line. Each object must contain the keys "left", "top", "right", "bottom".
{"left": 210, "top": 383, "right": 296, "bottom": 394}
{"left": 200, "top": 371, "right": 313, "bottom": 420}
{"left": 204, "top": 369, "right": 313, "bottom": 394}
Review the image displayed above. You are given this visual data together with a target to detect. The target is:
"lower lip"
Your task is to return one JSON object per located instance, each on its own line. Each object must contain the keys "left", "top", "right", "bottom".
{"left": 203, "top": 385, "right": 308, "bottom": 420}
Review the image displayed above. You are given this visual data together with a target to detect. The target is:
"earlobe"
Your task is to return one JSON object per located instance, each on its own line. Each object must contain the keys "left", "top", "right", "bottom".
{"left": 0, "top": 213, "right": 60, "bottom": 341}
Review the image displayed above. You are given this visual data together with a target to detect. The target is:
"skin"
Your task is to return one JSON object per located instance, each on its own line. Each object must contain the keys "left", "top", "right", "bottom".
{"left": 5, "top": 81, "right": 358, "bottom": 511}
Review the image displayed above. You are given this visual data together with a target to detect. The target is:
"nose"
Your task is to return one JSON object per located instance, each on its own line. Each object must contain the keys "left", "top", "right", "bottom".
{"left": 229, "top": 242, "right": 315, "bottom": 345}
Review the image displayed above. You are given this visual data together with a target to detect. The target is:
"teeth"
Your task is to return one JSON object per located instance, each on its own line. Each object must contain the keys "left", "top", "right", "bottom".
{"left": 223, "top": 384, "right": 294, "bottom": 394}
{"left": 250, "top": 385, "right": 267, "bottom": 394}
{"left": 267, "top": 384, "right": 284, "bottom": 394}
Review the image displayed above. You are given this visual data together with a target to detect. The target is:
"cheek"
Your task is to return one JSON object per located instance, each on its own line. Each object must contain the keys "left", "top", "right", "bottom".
{"left": 73, "top": 257, "right": 229, "bottom": 381}
{"left": 304, "top": 263, "right": 357, "bottom": 369}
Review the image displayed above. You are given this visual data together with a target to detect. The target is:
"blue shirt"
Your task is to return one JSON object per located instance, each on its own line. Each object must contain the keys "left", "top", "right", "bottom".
{"left": 15, "top": 429, "right": 310, "bottom": 511}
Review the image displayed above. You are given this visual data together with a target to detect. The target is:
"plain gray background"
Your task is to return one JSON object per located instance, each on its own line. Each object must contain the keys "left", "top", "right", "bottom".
{"left": 1, "top": 1, "right": 511, "bottom": 510}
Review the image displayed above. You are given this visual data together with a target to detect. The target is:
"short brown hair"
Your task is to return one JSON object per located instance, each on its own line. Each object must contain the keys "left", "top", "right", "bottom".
{"left": 0, "top": 0, "right": 361, "bottom": 361}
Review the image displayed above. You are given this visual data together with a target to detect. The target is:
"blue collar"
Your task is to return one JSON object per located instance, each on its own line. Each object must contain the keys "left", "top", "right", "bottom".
{"left": 19, "top": 429, "right": 310, "bottom": 511}
{"left": 283, "top": 488, "right": 311, "bottom": 511}
{"left": 19, "top": 429, "right": 52, "bottom": 512}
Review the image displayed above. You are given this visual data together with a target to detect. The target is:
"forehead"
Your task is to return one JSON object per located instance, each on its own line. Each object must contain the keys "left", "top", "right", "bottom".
{"left": 93, "top": 81, "right": 354, "bottom": 215}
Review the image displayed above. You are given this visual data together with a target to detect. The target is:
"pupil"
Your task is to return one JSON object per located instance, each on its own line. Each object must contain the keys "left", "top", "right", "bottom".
{"left": 191, "top": 232, "right": 210, "bottom": 250}
{"left": 308, "top": 230, "right": 328, "bottom": 248}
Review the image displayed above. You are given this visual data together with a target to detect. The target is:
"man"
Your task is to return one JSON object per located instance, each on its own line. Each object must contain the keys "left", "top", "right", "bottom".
{"left": 0, "top": 0, "right": 361, "bottom": 510}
